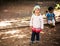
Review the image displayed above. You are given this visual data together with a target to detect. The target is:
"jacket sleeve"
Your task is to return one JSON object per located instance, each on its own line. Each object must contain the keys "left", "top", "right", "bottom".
{"left": 30, "top": 15, "right": 33, "bottom": 26}
{"left": 40, "top": 16, "right": 44, "bottom": 29}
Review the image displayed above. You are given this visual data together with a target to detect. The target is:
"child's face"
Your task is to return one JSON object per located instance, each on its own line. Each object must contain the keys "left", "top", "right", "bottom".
{"left": 49, "top": 9, "right": 54, "bottom": 13}
{"left": 35, "top": 8, "right": 40, "bottom": 14}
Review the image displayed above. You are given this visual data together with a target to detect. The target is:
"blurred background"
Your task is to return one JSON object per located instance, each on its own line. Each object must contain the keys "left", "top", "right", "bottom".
{"left": 0, "top": 0, "right": 60, "bottom": 20}
{"left": 0, "top": 0, "right": 60, "bottom": 46}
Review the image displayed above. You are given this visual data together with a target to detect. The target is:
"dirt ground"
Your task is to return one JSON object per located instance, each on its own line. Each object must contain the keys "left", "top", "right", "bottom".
{"left": 0, "top": 22, "right": 60, "bottom": 46}
{"left": 0, "top": 1, "right": 60, "bottom": 46}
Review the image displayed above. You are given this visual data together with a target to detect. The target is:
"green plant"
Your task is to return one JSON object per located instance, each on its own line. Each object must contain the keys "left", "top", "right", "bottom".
{"left": 55, "top": 3, "right": 60, "bottom": 9}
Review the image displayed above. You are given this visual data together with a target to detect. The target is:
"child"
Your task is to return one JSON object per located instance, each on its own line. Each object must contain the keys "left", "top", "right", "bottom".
{"left": 30, "top": 5, "right": 44, "bottom": 44}
{"left": 46, "top": 6, "right": 56, "bottom": 26}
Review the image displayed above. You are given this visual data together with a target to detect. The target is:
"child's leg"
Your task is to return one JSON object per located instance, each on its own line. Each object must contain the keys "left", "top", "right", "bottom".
{"left": 36, "top": 32, "right": 40, "bottom": 41}
{"left": 48, "top": 20, "right": 52, "bottom": 24}
{"left": 31, "top": 31, "right": 36, "bottom": 42}
{"left": 52, "top": 19, "right": 55, "bottom": 26}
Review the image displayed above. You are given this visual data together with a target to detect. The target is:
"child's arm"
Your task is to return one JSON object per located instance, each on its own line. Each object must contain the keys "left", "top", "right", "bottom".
{"left": 46, "top": 13, "right": 48, "bottom": 24}
{"left": 30, "top": 15, "right": 33, "bottom": 29}
{"left": 53, "top": 13, "right": 56, "bottom": 22}
{"left": 40, "top": 16, "right": 44, "bottom": 30}
{"left": 54, "top": 16, "right": 56, "bottom": 22}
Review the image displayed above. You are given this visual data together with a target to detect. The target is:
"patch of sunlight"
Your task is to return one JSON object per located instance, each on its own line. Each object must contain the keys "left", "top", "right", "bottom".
{"left": 5, "top": 30, "right": 20, "bottom": 34}
{"left": 0, "top": 21, "right": 11, "bottom": 26}
{"left": 40, "top": 31, "right": 45, "bottom": 34}
{"left": 0, "top": 30, "right": 22, "bottom": 35}
{"left": 21, "top": 20, "right": 29, "bottom": 24}
{"left": 2, "top": 34, "right": 27, "bottom": 39}
{"left": 54, "top": 11, "right": 60, "bottom": 16}
{"left": 0, "top": 19, "right": 20, "bottom": 27}
{"left": 10, "top": 19, "right": 20, "bottom": 22}
{"left": 5, "top": 20, "right": 19, "bottom": 23}
{"left": 21, "top": 17, "right": 30, "bottom": 21}
{"left": 17, "top": 35, "right": 27, "bottom": 38}
{"left": 43, "top": 14, "right": 46, "bottom": 18}
{"left": 3, "top": 9, "right": 8, "bottom": 12}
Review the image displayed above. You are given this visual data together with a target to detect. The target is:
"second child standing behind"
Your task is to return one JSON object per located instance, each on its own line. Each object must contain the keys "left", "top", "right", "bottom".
{"left": 46, "top": 6, "right": 56, "bottom": 26}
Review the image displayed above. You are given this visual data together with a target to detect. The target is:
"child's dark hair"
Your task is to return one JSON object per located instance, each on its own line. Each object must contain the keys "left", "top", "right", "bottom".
{"left": 48, "top": 6, "right": 54, "bottom": 11}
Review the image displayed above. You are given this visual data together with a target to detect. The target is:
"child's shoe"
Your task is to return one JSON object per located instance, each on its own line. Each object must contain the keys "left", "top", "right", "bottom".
{"left": 29, "top": 41, "right": 35, "bottom": 45}
{"left": 36, "top": 41, "right": 40, "bottom": 43}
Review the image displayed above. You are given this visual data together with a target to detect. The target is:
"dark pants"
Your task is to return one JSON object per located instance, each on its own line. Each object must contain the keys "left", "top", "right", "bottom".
{"left": 31, "top": 31, "right": 40, "bottom": 41}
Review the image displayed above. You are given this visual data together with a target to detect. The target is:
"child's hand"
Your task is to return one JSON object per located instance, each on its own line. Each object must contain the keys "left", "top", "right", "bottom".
{"left": 41, "top": 29, "right": 44, "bottom": 31}
{"left": 30, "top": 26, "right": 33, "bottom": 30}
{"left": 30, "top": 26, "right": 33, "bottom": 29}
